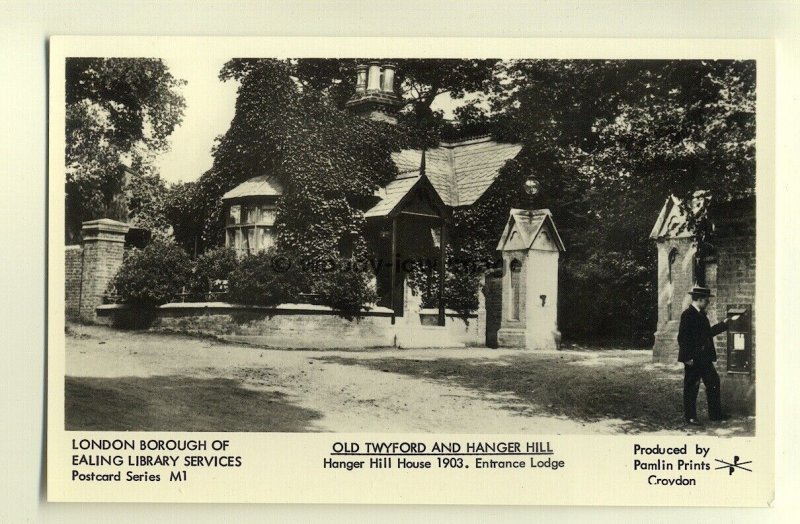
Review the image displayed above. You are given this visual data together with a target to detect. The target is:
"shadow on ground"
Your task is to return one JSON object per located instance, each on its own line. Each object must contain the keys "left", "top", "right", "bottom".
{"left": 319, "top": 354, "right": 755, "bottom": 436}
{"left": 65, "top": 375, "right": 322, "bottom": 432}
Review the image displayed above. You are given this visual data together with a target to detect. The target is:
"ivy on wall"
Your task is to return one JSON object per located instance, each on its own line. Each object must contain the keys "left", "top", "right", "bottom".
{"left": 190, "top": 60, "right": 413, "bottom": 317}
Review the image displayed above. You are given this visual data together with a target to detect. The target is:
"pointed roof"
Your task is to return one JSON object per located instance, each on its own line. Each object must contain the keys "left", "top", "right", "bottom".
{"left": 649, "top": 192, "right": 710, "bottom": 240}
{"left": 496, "top": 208, "right": 565, "bottom": 252}
{"left": 222, "top": 175, "right": 283, "bottom": 200}
{"left": 392, "top": 136, "right": 522, "bottom": 207}
{"left": 364, "top": 172, "right": 447, "bottom": 220}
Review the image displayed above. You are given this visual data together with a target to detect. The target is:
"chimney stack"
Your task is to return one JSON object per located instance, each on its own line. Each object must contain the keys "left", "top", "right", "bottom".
{"left": 345, "top": 60, "right": 403, "bottom": 125}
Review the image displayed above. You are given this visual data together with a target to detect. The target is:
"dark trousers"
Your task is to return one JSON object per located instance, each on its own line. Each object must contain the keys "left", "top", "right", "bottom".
{"left": 683, "top": 361, "right": 722, "bottom": 420}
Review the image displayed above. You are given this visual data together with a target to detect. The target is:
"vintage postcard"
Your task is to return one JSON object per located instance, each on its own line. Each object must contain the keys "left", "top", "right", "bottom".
{"left": 47, "top": 36, "right": 775, "bottom": 505}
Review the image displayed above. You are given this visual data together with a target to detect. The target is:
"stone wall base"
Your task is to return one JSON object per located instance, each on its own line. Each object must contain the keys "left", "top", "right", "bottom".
{"left": 96, "top": 302, "right": 483, "bottom": 349}
{"left": 653, "top": 321, "right": 680, "bottom": 363}
{"left": 497, "top": 327, "right": 526, "bottom": 348}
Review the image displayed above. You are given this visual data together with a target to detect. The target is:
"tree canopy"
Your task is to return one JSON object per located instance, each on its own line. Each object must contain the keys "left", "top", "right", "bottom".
{"left": 65, "top": 57, "right": 185, "bottom": 242}
{"left": 470, "top": 59, "right": 756, "bottom": 339}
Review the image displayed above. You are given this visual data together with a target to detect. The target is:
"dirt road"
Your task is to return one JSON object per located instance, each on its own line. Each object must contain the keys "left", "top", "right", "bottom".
{"left": 65, "top": 324, "right": 631, "bottom": 433}
{"left": 64, "top": 324, "right": 750, "bottom": 435}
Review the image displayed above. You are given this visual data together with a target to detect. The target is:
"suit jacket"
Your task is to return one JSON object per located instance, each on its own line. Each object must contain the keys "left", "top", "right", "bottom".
{"left": 677, "top": 305, "right": 727, "bottom": 363}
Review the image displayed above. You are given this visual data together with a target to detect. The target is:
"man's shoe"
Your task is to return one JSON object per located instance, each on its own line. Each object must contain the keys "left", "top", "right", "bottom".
{"left": 685, "top": 418, "right": 703, "bottom": 426}
{"left": 710, "top": 413, "right": 731, "bottom": 422}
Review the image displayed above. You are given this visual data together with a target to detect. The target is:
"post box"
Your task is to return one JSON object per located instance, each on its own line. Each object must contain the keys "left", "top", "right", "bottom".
{"left": 726, "top": 304, "right": 752, "bottom": 374}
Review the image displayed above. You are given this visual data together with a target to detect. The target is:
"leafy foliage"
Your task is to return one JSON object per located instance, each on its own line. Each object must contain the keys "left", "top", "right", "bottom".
{"left": 110, "top": 240, "right": 192, "bottom": 307}
{"left": 188, "top": 247, "right": 239, "bottom": 299}
{"left": 124, "top": 172, "right": 172, "bottom": 238}
{"left": 454, "top": 59, "right": 756, "bottom": 342}
{"left": 162, "top": 180, "right": 205, "bottom": 254}
{"left": 183, "top": 59, "right": 410, "bottom": 315}
{"left": 65, "top": 58, "right": 185, "bottom": 242}
{"left": 312, "top": 262, "right": 379, "bottom": 320}
{"left": 226, "top": 250, "right": 306, "bottom": 307}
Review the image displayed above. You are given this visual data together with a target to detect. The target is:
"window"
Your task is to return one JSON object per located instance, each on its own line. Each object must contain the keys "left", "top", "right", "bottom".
{"left": 509, "top": 259, "right": 522, "bottom": 321}
{"left": 225, "top": 202, "right": 277, "bottom": 257}
{"left": 667, "top": 248, "right": 678, "bottom": 320}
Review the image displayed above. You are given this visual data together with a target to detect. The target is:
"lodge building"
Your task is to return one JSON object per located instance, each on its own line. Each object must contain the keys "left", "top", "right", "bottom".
{"left": 221, "top": 61, "right": 523, "bottom": 323}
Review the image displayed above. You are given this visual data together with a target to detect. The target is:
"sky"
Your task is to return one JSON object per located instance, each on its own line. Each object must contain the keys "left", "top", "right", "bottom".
{"left": 154, "top": 57, "right": 238, "bottom": 184}
{"left": 154, "top": 56, "right": 468, "bottom": 185}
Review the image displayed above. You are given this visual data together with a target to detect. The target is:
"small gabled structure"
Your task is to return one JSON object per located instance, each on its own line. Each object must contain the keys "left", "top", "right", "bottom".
{"left": 649, "top": 193, "right": 710, "bottom": 361}
{"left": 364, "top": 171, "right": 450, "bottom": 325}
{"left": 363, "top": 172, "right": 447, "bottom": 222}
{"left": 496, "top": 209, "right": 565, "bottom": 350}
{"left": 650, "top": 192, "right": 756, "bottom": 379}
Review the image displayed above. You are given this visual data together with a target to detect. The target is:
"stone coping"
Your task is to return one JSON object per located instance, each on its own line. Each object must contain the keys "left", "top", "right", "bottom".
{"left": 418, "top": 308, "right": 479, "bottom": 318}
{"left": 96, "top": 302, "right": 480, "bottom": 319}
{"left": 97, "top": 302, "right": 396, "bottom": 317}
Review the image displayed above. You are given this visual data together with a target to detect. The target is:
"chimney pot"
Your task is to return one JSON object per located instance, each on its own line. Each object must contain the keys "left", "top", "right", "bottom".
{"left": 381, "top": 62, "right": 396, "bottom": 94}
{"left": 367, "top": 61, "right": 382, "bottom": 92}
{"left": 355, "top": 64, "right": 368, "bottom": 94}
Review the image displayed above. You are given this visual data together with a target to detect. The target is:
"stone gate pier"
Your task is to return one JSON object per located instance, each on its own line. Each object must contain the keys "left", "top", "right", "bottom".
{"left": 495, "top": 209, "right": 565, "bottom": 350}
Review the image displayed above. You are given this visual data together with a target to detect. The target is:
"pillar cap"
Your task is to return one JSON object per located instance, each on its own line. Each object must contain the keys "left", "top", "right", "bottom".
{"left": 81, "top": 218, "right": 130, "bottom": 241}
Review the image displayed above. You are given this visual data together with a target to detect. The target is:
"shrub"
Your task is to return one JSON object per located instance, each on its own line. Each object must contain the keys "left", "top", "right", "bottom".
{"left": 188, "top": 247, "right": 239, "bottom": 299}
{"left": 406, "top": 260, "right": 482, "bottom": 319}
{"left": 226, "top": 250, "right": 306, "bottom": 307}
{"left": 110, "top": 240, "right": 192, "bottom": 307}
{"left": 314, "top": 261, "right": 378, "bottom": 320}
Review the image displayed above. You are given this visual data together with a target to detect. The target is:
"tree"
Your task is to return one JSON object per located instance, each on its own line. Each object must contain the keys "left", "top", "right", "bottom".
{"left": 65, "top": 58, "right": 185, "bottom": 242}
{"left": 124, "top": 171, "right": 171, "bottom": 237}
{"left": 474, "top": 59, "right": 756, "bottom": 342}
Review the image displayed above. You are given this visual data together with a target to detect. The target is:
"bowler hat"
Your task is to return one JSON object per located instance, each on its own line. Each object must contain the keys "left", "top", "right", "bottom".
{"left": 688, "top": 286, "right": 714, "bottom": 298}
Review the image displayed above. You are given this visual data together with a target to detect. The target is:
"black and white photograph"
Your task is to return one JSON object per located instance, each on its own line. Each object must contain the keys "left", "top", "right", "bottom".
{"left": 5, "top": 0, "right": 800, "bottom": 516}
{"left": 61, "top": 52, "right": 759, "bottom": 437}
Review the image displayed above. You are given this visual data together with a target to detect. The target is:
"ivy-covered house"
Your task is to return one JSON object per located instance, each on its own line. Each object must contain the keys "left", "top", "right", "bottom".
{"left": 221, "top": 62, "right": 522, "bottom": 323}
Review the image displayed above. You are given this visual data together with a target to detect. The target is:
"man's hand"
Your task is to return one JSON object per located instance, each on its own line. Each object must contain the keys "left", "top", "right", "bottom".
{"left": 685, "top": 359, "right": 694, "bottom": 366}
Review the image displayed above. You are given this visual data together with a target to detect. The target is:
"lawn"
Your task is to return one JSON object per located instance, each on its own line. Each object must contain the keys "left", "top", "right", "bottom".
{"left": 321, "top": 352, "right": 755, "bottom": 433}
{"left": 65, "top": 375, "right": 322, "bottom": 432}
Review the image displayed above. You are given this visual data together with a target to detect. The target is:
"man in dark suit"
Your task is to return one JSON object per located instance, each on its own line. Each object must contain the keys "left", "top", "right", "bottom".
{"left": 677, "top": 286, "right": 737, "bottom": 426}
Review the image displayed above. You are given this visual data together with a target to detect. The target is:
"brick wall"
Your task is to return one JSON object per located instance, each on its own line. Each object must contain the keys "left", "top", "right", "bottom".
{"left": 97, "top": 304, "right": 398, "bottom": 348}
{"left": 65, "top": 246, "right": 83, "bottom": 320}
{"left": 79, "top": 238, "right": 126, "bottom": 321}
{"left": 711, "top": 201, "right": 756, "bottom": 374}
{"left": 65, "top": 219, "right": 130, "bottom": 323}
